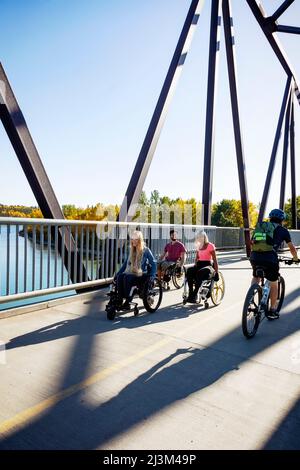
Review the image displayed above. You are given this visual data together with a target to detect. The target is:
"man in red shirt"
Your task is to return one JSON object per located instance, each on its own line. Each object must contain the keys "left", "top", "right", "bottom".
{"left": 157, "top": 230, "right": 187, "bottom": 281}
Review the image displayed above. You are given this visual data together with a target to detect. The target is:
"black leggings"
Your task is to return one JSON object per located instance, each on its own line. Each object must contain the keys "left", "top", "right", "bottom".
{"left": 187, "top": 263, "right": 214, "bottom": 295}
{"left": 117, "top": 273, "right": 148, "bottom": 300}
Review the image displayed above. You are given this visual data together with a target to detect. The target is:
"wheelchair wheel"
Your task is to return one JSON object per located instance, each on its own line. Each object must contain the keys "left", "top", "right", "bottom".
{"left": 143, "top": 278, "right": 163, "bottom": 313}
{"left": 172, "top": 267, "right": 185, "bottom": 289}
{"left": 210, "top": 272, "right": 225, "bottom": 305}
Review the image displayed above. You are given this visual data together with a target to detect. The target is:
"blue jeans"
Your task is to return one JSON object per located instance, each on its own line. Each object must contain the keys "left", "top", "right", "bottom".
{"left": 117, "top": 273, "right": 148, "bottom": 300}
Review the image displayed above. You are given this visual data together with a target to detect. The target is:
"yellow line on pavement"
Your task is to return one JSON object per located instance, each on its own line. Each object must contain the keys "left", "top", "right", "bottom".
{"left": 0, "top": 299, "right": 242, "bottom": 438}
{"left": 0, "top": 336, "right": 171, "bottom": 437}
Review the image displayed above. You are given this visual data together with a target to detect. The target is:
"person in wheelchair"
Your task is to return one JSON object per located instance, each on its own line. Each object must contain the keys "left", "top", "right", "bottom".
{"left": 186, "top": 231, "right": 219, "bottom": 303}
{"left": 157, "top": 230, "right": 187, "bottom": 283}
{"left": 115, "top": 230, "right": 157, "bottom": 310}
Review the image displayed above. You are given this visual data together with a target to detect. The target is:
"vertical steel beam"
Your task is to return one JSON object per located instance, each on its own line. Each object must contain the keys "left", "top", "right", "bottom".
{"left": 222, "top": 0, "right": 251, "bottom": 256}
{"left": 119, "top": 0, "right": 205, "bottom": 221}
{"left": 290, "top": 96, "right": 297, "bottom": 228}
{"left": 279, "top": 94, "right": 292, "bottom": 209}
{"left": 202, "top": 0, "right": 222, "bottom": 226}
{"left": 258, "top": 76, "right": 292, "bottom": 222}
{"left": 0, "top": 63, "right": 88, "bottom": 285}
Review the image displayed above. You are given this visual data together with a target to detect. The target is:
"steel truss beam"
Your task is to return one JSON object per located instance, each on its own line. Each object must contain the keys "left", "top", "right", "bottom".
{"left": 258, "top": 77, "right": 292, "bottom": 222}
{"left": 222, "top": 0, "right": 251, "bottom": 255}
{"left": 202, "top": 0, "right": 222, "bottom": 226}
{"left": 0, "top": 63, "right": 88, "bottom": 285}
{"left": 279, "top": 94, "right": 292, "bottom": 209}
{"left": 246, "top": 0, "right": 300, "bottom": 106}
{"left": 290, "top": 97, "right": 297, "bottom": 228}
{"left": 118, "top": 0, "right": 205, "bottom": 221}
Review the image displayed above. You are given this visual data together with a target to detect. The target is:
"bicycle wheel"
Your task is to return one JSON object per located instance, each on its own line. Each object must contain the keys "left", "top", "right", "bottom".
{"left": 211, "top": 272, "right": 225, "bottom": 305}
{"left": 276, "top": 275, "right": 285, "bottom": 313}
{"left": 172, "top": 267, "right": 185, "bottom": 289}
{"left": 143, "top": 278, "right": 163, "bottom": 313}
{"left": 242, "top": 283, "right": 262, "bottom": 338}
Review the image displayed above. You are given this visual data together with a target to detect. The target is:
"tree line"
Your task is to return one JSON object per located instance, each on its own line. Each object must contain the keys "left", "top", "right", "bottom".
{"left": 0, "top": 192, "right": 299, "bottom": 228}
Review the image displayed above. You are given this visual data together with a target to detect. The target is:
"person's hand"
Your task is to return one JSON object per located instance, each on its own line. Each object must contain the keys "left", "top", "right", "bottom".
{"left": 213, "top": 272, "right": 219, "bottom": 282}
{"left": 292, "top": 256, "right": 300, "bottom": 263}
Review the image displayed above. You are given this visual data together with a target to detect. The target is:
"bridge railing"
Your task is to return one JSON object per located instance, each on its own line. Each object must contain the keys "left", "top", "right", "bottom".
{"left": 0, "top": 217, "right": 245, "bottom": 308}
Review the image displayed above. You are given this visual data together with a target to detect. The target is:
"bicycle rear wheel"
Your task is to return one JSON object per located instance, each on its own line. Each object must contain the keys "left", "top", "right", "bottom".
{"left": 242, "top": 283, "right": 262, "bottom": 338}
{"left": 276, "top": 275, "right": 285, "bottom": 313}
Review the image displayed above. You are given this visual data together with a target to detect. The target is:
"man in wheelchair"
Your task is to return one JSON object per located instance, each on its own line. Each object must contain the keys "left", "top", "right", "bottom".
{"left": 157, "top": 230, "right": 187, "bottom": 284}
{"left": 106, "top": 230, "right": 160, "bottom": 319}
{"left": 186, "top": 231, "right": 219, "bottom": 303}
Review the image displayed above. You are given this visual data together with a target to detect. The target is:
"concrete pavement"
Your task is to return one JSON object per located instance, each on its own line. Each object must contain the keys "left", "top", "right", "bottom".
{"left": 0, "top": 257, "right": 299, "bottom": 450}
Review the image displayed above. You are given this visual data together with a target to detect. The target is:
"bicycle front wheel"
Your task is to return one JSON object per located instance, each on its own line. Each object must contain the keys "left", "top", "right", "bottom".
{"left": 242, "top": 284, "right": 262, "bottom": 339}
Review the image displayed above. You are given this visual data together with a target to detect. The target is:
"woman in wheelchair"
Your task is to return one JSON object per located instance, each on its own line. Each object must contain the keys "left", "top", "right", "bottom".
{"left": 114, "top": 230, "right": 157, "bottom": 310}
{"left": 186, "top": 231, "right": 219, "bottom": 303}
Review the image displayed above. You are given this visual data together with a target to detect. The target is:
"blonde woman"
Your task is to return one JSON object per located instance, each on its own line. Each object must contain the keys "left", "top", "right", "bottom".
{"left": 116, "top": 230, "right": 157, "bottom": 309}
{"left": 186, "top": 231, "right": 219, "bottom": 303}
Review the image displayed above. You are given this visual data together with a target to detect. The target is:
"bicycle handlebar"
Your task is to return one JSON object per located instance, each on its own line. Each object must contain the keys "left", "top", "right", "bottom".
{"left": 278, "top": 257, "right": 299, "bottom": 265}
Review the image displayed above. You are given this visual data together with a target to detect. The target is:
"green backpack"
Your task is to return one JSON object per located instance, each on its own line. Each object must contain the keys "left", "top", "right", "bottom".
{"left": 251, "top": 221, "right": 278, "bottom": 252}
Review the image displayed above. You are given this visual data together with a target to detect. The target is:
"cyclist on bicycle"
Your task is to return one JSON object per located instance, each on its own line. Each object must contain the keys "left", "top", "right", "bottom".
{"left": 250, "top": 208, "right": 299, "bottom": 319}
{"left": 157, "top": 230, "right": 187, "bottom": 282}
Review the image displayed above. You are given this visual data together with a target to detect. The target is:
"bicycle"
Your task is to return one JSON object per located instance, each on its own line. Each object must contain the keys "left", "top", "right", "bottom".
{"left": 242, "top": 256, "right": 298, "bottom": 339}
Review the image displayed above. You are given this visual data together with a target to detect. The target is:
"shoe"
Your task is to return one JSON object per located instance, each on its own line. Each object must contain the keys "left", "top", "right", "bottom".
{"left": 186, "top": 294, "right": 197, "bottom": 303}
{"left": 267, "top": 309, "right": 280, "bottom": 320}
{"left": 121, "top": 300, "right": 131, "bottom": 311}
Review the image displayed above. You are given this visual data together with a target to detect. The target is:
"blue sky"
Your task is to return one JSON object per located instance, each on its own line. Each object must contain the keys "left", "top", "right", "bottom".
{"left": 0, "top": 0, "right": 299, "bottom": 215}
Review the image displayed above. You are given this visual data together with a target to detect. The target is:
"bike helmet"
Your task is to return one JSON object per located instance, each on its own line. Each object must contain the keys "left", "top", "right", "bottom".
{"left": 268, "top": 208, "right": 286, "bottom": 220}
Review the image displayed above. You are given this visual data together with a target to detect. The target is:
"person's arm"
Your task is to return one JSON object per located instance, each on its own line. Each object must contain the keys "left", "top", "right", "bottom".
{"left": 211, "top": 249, "right": 219, "bottom": 272}
{"left": 287, "top": 241, "right": 299, "bottom": 261}
{"left": 146, "top": 248, "right": 157, "bottom": 277}
{"left": 178, "top": 250, "right": 187, "bottom": 266}
{"left": 159, "top": 245, "right": 168, "bottom": 261}
{"left": 117, "top": 257, "right": 128, "bottom": 276}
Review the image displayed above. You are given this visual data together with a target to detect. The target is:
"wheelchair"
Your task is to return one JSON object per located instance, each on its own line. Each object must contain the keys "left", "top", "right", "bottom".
{"left": 105, "top": 275, "right": 163, "bottom": 320}
{"left": 182, "top": 267, "right": 225, "bottom": 309}
{"left": 161, "top": 261, "right": 185, "bottom": 290}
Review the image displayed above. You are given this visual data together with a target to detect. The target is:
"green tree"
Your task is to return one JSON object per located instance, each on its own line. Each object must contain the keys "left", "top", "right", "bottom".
{"left": 284, "top": 196, "right": 300, "bottom": 229}
{"left": 211, "top": 199, "right": 258, "bottom": 227}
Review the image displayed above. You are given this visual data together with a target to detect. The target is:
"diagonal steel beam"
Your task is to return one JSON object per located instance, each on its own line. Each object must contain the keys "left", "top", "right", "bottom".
{"left": 271, "top": 0, "right": 295, "bottom": 22}
{"left": 246, "top": 0, "right": 300, "bottom": 106}
{"left": 0, "top": 63, "right": 88, "bottom": 284}
{"left": 119, "top": 0, "right": 205, "bottom": 221}
{"left": 258, "top": 76, "right": 292, "bottom": 222}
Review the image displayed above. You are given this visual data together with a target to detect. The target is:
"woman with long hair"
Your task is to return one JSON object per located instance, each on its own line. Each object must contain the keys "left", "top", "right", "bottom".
{"left": 116, "top": 230, "right": 157, "bottom": 309}
{"left": 186, "top": 231, "right": 219, "bottom": 303}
